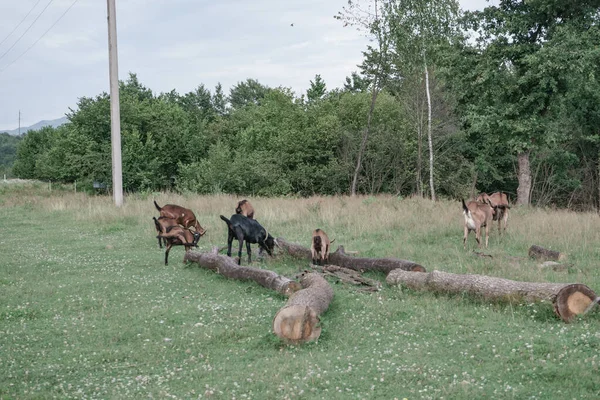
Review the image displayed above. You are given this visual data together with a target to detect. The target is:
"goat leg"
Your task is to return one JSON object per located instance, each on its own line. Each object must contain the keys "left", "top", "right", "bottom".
{"left": 226, "top": 231, "right": 234, "bottom": 258}
{"left": 237, "top": 233, "right": 244, "bottom": 265}
{"left": 165, "top": 243, "right": 172, "bottom": 266}
{"left": 246, "top": 240, "right": 252, "bottom": 264}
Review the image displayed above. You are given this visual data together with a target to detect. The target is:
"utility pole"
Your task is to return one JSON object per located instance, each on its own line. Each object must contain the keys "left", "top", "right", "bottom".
{"left": 106, "top": 0, "right": 123, "bottom": 207}
{"left": 18, "top": 110, "right": 20, "bottom": 136}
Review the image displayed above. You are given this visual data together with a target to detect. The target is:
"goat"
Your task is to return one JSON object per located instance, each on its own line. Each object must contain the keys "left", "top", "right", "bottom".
{"left": 311, "top": 229, "right": 335, "bottom": 266}
{"left": 154, "top": 220, "right": 201, "bottom": 265}
{"left": 235, "top": 199, "right": 255, "bottom": 219}
{"left": 219, "top": 214, "right": 276, "bottom": 265}
{"left": 476, "top": 192, "right": 510, "bottom": 234}
{"left": 154, "top": 200, "right": 207, "bottom": 236}
{"left": 152, "top": 216, "right": 178, "bottom": 248}
{"left": 462, "top": 199, "right": 495, "bottom": 249}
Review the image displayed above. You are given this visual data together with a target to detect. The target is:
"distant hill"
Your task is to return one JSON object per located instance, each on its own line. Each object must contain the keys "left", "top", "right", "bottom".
{"left": 0, "top": 116, "right": 68, "bottom": 136}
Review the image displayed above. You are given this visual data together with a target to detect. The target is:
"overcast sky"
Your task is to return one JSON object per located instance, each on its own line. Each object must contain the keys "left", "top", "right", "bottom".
{"left": 0, "top": 0, "right": 493, "bottom": 129}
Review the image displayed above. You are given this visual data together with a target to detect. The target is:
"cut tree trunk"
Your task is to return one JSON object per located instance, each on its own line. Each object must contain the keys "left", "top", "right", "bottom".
{"left": 272, "top": 272, "right": 333, "bottom": 343}
{"left": 529, "top": 245, "right": 566, "bottom": 261}
{"left": 386, "top": 269, "right": 597, "bottom": 323}
{"left": 517, "top": 151, "right": 531, "bottom": 206}
{"left": 184, "top": 248, "right": 301, "bottom": 296}
{"left": 277, "top": 238, "right": 425, "bottom": 274}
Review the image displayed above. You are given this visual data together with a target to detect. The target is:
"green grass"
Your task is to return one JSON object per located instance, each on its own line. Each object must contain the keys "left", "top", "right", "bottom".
{"left": 1, "top": 183, "right": 599, "bottom": 399}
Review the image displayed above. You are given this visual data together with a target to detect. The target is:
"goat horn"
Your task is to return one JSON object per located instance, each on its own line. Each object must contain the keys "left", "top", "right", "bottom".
{"left": 263, "top": 229, "right": 269, "bottom": 241}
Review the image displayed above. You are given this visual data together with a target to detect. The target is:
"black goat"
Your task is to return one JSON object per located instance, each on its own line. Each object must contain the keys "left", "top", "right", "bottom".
{"left": 219, "top": 214, "right": 276, "bottom": 265}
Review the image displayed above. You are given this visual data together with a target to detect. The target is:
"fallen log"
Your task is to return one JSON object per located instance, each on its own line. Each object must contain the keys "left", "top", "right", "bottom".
{"left": 184, "top": 247, "right": 301, "bottom": 296}
{"left": 538, "top": 261, "right": 571, "bottom": 272}
{"left": 473, "top": 251, "right": 493, "bottom": 259}
{"left": 302, "top": 264, "right": 382, "bottom": 292}
{"left": 529, "top": 244, "right": 566, "bottom": 261}
{"left": 386, "top": 269, "right": 598, "bottom": 323}
{"left": 272, "top": 272, "right": 333, "bottom": 343}
{"left": 277, "top": 237, "right": 425, "bottom": 273}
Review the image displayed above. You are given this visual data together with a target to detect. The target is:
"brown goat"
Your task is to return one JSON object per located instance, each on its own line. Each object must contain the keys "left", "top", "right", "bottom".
{"left": 154, "top": 222, "right": 201, "bottom": 265}
{"left": 311, "top": 229, "right": 335, "bottom": 266}
{"left": 462, "top": 199, "right": 495, "bottom": 249}
{"left": 152, "top": 216, "right": 178, "bottom": 248}
{"left": 154, "top": 201, "right": 206, "bottom": 236}
{"left": 235, "top": 199, "right": 255, "bottom": 219}
{"left": 476, "top": 192, "right": 510, "bottom": 234}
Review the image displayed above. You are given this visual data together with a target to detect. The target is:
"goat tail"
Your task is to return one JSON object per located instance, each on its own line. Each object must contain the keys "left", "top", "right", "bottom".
{"left": 461, "top": 199, "right": 469, "bottom": 214}
{"left": 152, "top": 216, "right": 161, "bottom": 230}
{"left": 153, "top": 200, "right": 162, "bottom": 212}
{"left": 219, "top": 215, "right": 232, "bottom": 228}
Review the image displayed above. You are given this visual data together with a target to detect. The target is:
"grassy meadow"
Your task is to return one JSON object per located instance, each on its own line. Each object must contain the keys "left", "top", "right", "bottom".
{"left": 1, "top": 181, "right": 599, "bottom": 399}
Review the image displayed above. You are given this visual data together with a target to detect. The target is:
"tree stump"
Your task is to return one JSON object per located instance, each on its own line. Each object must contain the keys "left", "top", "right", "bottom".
{"left": 272, "top": 272, "right": 333, "bottom": 343}
{"left": 529, "top": 244, "right": 566, "bottom": 261}
{"left": 277, "top": 237, "right": 425, "bottom": 273}
{"left": 386, "top": 269, "right": 597, "bottom": 323}
{"left": 184, "top": 248, "right": 301, "bottom": 296}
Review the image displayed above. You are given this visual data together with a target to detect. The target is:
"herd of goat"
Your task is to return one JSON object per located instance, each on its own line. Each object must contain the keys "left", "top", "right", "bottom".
{"left": 152, "top": 192, "right": 510, "bottom": 265}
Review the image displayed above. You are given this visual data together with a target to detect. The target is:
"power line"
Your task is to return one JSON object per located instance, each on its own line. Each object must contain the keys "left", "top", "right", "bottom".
{"left": 0, "top": 0, "right": 44, "bottom": 49}
{"left": 0, "top": 0, "right": 79, "bottom": 74}
{"left": 0, "top": 0, "right": 55, "bottom": 63}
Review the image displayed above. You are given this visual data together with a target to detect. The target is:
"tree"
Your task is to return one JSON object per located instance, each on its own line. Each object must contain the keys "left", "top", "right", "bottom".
{"left": 445, "top": 0, "right": 600, "bottom": 205}
{"left": 0, "top": 133, "right": 21, "bottom": 177}
{"left": 212, "top": 83, "right": 227, "bottom": 116}
{"left": 337, "top": 0, "right": 392, "bottom": 196}
{"left": 384, "top": 0, "right": 460, "bottom": 201}
{"left": 229, "top": 79, "right": 271, "bottom": 109}
{"left": 12, "top": 126, "right": 56, "bottom": 179}
{"left": 306, "top": 74, "right": 327, "bottom": 102}
{"left": 343, "top": 71, "right": 371, "bottom": 93}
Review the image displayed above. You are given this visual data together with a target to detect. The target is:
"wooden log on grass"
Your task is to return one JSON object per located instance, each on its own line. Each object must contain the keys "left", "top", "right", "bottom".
{"left": 184, "top": 248, "right": 301, "bottom": 296}
{"left": 273, "top": 272, "right": 333, "bottom": 343}
{"left": 276, "top": 237, "right": 426, "bottom": 273}
{"left": 299, "top": 264, "right": 382, "bottom": 292}
{"left": 529, "top": 244, "right": 566, "bottom": 261}
{"left": 386, "top": 269, "right": 598, "bottom": 323}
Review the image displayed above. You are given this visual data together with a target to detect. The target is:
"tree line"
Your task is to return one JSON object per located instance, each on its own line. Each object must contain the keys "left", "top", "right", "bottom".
{"left": 9, "top": 0, "right": 600, "bottom": 209}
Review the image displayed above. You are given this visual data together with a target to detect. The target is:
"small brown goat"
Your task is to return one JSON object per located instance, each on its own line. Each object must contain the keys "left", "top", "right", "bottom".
{"left": 152, "top": 216, "right": 178, "bottom": 248}
{"left": 311, "top": 229, "right": 335, "bottom": 266}
{"left": 476, "top": 192, "right": 510, "bottom": 234}
{"left": 154, "top": 221, "right": 201, "bottom": 265}
{"left": 154, "top": 200, "right": 206, "bottom": 236}
{"left": 235, "top": 199, "right": 255, "bottom": 219}
{"left": 462, "top": 199, "right": 495, "bottom": 249}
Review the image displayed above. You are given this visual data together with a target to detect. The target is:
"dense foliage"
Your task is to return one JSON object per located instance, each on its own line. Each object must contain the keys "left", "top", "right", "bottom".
{"left": 9, "top": 0, "right": 600, "bottom": 209}
{"left": 0, "top": 133, "right": 21, "bottom": 177}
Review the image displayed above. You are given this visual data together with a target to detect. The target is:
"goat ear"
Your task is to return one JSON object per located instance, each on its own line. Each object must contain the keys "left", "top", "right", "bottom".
{"left": 274, "top": 238, "right": 280, "bottom": 248}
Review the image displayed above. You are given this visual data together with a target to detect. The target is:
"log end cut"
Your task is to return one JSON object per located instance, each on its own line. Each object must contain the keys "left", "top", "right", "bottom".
{"left": 554, "top": 284, "right": 597, "bottom": 323}
{"left": 272, "top": 305, "right": 321, "bottom": 344}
